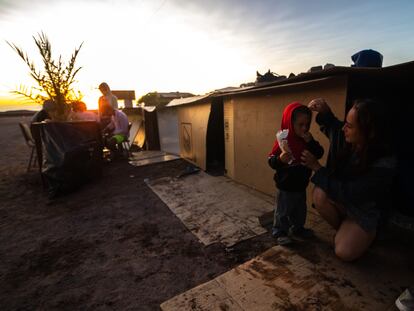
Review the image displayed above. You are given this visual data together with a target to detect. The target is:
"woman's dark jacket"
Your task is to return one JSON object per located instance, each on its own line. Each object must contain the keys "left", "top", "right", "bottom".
{"left": 311, "top": 111, "right": 396, "bottom": 231}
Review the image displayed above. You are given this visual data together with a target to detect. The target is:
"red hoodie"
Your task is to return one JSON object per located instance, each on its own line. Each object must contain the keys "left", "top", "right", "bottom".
{"left": 269, "top": 102, "right": 308, "bottom": 164}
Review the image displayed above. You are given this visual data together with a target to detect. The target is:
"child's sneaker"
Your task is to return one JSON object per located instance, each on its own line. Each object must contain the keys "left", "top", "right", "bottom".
{"left": 272, "top": 228, "right": 292, "bottom": 246}
{"left": 290, "top": 227, "right": 314, "bottom": 239}
{"left": 277, "top": 235, "right": 293, "bottom": 246}
{"left": 396, "top": 287, "right": 414, "bottom": 311}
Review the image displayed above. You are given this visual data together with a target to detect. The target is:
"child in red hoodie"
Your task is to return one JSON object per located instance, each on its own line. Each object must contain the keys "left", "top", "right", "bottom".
{"left": 268, "top": 102, "right": 324, "bottom": 245}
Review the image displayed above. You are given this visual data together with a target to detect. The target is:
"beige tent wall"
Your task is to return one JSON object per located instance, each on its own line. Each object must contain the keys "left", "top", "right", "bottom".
{"left": 177, "top": 102, "right": 211, "bottom": 170}
{"left": 229, "top": 76, "right": 348, "bottom": 197}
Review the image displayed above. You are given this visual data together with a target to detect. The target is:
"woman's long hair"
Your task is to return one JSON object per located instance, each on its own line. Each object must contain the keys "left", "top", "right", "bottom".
{"left": 336, "top": 98, "right": 392, "bottom": 175}
{"left": 353, "top": 98, "right": 392, "bottom": 167}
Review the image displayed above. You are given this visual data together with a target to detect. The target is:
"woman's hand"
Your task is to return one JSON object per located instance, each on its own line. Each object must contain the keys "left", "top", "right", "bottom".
{"left": 301, "top": 150, "right": 322, "bottom": 171}
{"left": 279, "top": 151, "right": 293, "bottom": 164}
{"left": 308, "top": 98, "right": 331, "bottom": 114}
{"left": 301, "top": 131, "right": 313, "bottom": 143}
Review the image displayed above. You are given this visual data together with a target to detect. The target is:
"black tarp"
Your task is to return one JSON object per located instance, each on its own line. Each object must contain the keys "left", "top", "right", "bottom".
{"left": 32, "top": 121, "right": 103, "bottom": 197}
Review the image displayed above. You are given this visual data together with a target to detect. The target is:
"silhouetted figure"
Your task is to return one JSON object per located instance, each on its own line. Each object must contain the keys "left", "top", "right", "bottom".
{"left": 31, "top": 99, "right": 56, "bottom": 123}
{"left": 69, "top": 101, "right": 99, "bottom": 122}
{"left": 98, "top": 82, "right": 118, "bottom": 128}
{"left": 102, "top": 105, "right": 129, "bottom": 159}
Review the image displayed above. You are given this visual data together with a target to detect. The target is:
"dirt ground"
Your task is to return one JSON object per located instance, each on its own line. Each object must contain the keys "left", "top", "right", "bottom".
{"left": 0, "top": 116, "right": 276, "bottom": 310}
{"left": 1, "top": 116, "right": 413, "bottom": 311}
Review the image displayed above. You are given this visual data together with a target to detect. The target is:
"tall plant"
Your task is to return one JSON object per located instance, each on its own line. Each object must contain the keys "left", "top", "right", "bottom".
{"left": 7, "top": 32, "right": 83, "bottom": 120}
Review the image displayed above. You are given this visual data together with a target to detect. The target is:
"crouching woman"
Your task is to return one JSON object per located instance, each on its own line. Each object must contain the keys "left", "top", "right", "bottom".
{"left": 301, "top": 98, "right": 396, "bottom": 261}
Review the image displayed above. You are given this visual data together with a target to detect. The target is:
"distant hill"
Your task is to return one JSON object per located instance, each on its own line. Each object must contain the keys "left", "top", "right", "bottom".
{"left": 0, "top": 110, "right": 36, "bottom": 117}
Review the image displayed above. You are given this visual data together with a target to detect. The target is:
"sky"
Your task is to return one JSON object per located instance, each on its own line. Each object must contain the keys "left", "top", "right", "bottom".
{"left": 0, "top": 0, "right": 413, "bottom": 110}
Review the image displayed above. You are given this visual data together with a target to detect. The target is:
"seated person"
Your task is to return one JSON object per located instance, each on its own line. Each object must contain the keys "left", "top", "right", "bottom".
{"left": 102, "top": 105, "right": 129, "bottom": 157}
{"left": 32, "top": 99, "right": 56, "bottom": 123}
{"left": 69, "top": 101, "right": 99, "bottom": 122}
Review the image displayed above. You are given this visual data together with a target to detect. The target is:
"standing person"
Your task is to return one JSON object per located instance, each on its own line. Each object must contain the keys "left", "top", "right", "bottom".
{"left": 98, "top": 82, "right": 118, "bottom": 128}
{"left": 31, "top": 99, "right": 56, "bottom": 123}
{"left": 268, "top": 102, "right": 324, "bottom": 245}
{"left": 102, "top": 105, "right": 129, "bottom": 159}
{"left": 301, "top": 98, "right": 396, "bottom": 261}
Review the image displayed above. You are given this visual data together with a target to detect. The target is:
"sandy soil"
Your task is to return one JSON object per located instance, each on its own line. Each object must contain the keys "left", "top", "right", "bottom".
{"left": 0, "top": 116, "right": 276, "bottom": 310}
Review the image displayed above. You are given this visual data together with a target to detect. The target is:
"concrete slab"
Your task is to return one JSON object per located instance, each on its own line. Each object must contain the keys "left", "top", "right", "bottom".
{"left": 146, "top": 171, "right": 274, "bottom": 247}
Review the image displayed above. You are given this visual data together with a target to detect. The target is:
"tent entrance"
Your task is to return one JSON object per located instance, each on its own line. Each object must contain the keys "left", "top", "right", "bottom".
{"left": 206, "top": 98, "right": 225, "bottom": 175}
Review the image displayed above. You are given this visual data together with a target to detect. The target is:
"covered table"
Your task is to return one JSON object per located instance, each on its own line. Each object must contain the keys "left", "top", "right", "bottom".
{"left": 31, "top": 121, "right": 103, "bottom": 197}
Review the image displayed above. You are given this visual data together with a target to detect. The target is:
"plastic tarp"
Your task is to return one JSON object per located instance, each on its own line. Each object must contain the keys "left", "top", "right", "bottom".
{"left": 32, "top": 121, "right": 103, "bottom": 197}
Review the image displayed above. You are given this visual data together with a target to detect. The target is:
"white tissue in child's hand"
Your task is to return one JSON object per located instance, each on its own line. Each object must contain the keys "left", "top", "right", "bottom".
{"left": 276, "top": 130, "right": 290, "bottom": 152}
{"left": 276, "top": 129, "right": 289, "bottom": 141}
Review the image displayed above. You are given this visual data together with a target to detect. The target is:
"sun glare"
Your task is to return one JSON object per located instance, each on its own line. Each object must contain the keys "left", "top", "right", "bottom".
{"left": 0, "top": 0, "right": 262, "bottom": 110}
{"left": 81, "top": 87, "right": 101, "bottom": 111}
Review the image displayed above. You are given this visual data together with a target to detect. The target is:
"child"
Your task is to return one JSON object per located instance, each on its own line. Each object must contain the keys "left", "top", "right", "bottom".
{"left": 268, "top": 102, "right": 324, "bottom": 245}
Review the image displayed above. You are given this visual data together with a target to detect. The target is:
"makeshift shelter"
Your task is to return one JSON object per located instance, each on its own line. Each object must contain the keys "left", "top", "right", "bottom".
{"left": 135, "top": 92, "right": 195, "bottom": 154}
{"left": 221, "top": 75, "right": 347, "bottom": 196}
{"left": 165, "top": 95, "right": 212, "bottom": 167}
{"left": 163, "top": 61, "right": 414, "bottom": 212}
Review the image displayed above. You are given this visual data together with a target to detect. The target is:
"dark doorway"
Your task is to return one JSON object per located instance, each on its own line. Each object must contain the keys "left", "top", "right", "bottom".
{"left": 206, "top": 98, "right": 225, "bottom": 175}
{"left": 347, "top": 72, "right": 414, "bottom": 218}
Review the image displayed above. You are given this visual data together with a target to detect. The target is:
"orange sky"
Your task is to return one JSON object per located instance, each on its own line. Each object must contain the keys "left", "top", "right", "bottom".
{"left": 1, "top": 1, "right": 413, "bottom": 112}
{"left": 0, "top": 91, "right": 101, "bottom": 111}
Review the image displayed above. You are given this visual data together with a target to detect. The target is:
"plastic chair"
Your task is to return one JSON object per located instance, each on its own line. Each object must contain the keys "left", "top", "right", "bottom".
{"left": 19, "top": 122, "right": 37, "bottom": 172}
